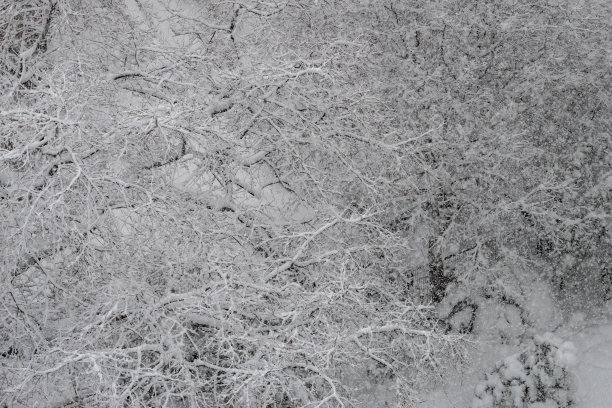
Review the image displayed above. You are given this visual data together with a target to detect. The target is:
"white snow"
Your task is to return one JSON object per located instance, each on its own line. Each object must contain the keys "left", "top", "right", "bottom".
{"left": 555, "top": 341, "right": 578, "bottom": 368}
{"left": 568, "top": 321, "right": 612, "bottom": 408}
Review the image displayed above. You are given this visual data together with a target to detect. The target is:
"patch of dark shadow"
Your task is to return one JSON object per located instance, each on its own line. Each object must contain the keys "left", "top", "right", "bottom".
{"left": 0, "top": 346, "right": 18, "bottom": 358}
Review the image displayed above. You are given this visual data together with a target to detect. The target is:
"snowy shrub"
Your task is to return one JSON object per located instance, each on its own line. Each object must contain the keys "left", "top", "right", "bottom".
{"left": 472, "top": 333, "right": 577, "bottom": 408}
{"left": 439, "top": 278, "right": 534, "bottom": 344}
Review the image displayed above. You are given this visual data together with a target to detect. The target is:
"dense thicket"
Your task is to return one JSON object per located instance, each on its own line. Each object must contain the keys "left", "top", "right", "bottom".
{"left": 1, "top": 0, "right": 610, "bottom": 406}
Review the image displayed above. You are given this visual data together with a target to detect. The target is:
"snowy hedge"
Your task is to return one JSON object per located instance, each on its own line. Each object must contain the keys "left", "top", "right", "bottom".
{"left": 473, "top": 333, "right": 577, "bottom": 408}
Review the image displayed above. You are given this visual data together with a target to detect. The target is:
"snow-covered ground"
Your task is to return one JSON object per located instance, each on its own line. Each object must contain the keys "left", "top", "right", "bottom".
{"left": 565, "top": 318, "right": 612, "bottom": 408}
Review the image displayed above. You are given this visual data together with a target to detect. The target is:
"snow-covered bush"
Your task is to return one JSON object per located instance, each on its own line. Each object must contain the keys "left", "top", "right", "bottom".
{"left": 438, "top": 260, "right": 564, "bottom": 343}
{"left": 472, "top": 333, "right": 577, "bottom": 408}
{"left": 438, "top": 276, "right": 534, "bottom": 343}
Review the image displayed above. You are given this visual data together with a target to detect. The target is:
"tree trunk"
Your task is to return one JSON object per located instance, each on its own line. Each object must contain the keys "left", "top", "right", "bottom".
{"left": 428, "top": 237, "right": 449, "bottom": 303}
